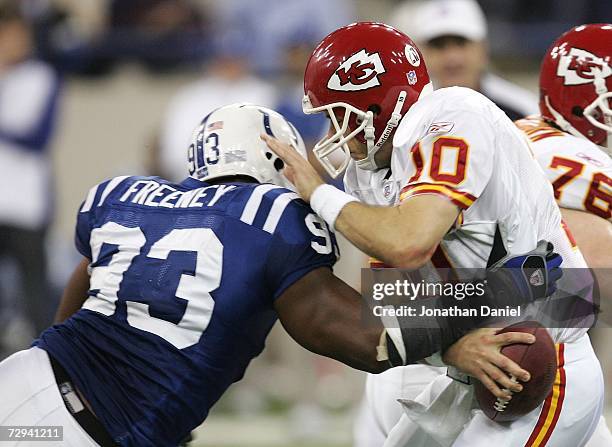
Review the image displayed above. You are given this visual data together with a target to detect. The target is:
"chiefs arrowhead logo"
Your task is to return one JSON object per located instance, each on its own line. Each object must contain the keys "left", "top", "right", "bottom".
{"left": 556, "top": 47, "right": 611, "bottom": 86}
{"left": 328, "top": 49, "right": 386, "bottom": 91}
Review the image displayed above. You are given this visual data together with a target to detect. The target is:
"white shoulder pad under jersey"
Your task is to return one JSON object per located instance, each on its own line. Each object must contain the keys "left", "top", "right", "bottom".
{"left": 343, "top": 160, "right": 398, "bottom": 206}
{"left": 516, "top": 116, "right": 612, "bottom": 221}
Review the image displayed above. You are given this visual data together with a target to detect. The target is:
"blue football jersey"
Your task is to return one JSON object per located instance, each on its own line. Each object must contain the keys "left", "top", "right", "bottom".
{"left": 34, "top": 176, "right": 338, "bottom": 447}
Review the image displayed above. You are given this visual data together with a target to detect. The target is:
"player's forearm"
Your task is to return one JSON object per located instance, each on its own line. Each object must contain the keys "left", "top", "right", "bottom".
{"left": 335, "top": 202, "right": 435, "bottom": 269}
{"left": 276, "top": 268, "right": 389, "bottom": 374}
{"left": 54, "top": 257, "right": 91, "bottom": 323}
{"left": 311, "top": 315, "right": 389, "bottom": 373}
{"left": 298, "top": 296, "right": 390, "bottom": 373}
{"left": 316, "top": 281, "right": 392, "bottom": 373}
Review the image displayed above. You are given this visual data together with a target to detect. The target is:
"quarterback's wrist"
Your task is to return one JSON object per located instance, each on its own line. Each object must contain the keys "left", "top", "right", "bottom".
{"left": 423, "top": 351, "right": 447, "bottom": 367}
{"left": 310, "top": 184, "right": 358, "bottom": 231}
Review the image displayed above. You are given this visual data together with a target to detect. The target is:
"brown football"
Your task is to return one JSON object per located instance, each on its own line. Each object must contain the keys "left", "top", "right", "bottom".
{"left": 474, "top": 321, "right": 557, "bottom": 422}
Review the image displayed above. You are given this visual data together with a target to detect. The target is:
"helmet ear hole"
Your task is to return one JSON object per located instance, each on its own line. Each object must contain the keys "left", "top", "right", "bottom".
{"left": 572, "top": 106, "right": 584, "bottom": 117}
{"left": 274, "top": 158, "right": 285, "bottom": 171}
{"left": 367, "top": 104, "right": 382, "bottom": 116}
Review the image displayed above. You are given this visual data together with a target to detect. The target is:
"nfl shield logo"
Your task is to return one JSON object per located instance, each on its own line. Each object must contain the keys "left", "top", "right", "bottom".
{"left": 407, "top": 70, "right": 418, "bottom": 85}
{"left": 382, "top": 180, "right": 395, "bottom": 201}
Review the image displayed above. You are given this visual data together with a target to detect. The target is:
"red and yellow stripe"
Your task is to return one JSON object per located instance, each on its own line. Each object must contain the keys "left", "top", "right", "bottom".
{"left": 399, "top": 183, "right": 477, "bottom": 209}
{"left": 515, "top": 118, "right": 565, "bottom": 143}
{"left": 524, "top": 343, "right": 566, "bottom": 447}
{"left": 560, "top": 220, "right": 578, "bottom": 250}
{"left": 528, "top": 128, "right": 566, "bottom": 142}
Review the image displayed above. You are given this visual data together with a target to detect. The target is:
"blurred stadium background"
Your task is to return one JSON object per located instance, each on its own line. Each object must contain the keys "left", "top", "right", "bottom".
{"left": 0, "top": 0, "right": 610, "bottom": 446}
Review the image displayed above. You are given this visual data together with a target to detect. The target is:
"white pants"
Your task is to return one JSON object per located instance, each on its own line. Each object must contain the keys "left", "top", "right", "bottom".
{"left": 353, "top": 364, "right": 446, "bottom": 447}
{"left": 586, "top": 417, "right": 612, "bottom": 447}
{"left": 356, "top": 334, "right": 609, "bottom": 447}
{"left": 0, "top": 347, "right": 99, "bottom": 447}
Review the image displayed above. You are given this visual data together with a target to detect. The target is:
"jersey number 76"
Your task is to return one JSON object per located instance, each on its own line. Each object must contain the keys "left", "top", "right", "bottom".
{"left": 549, "top": 156, "right": 612, "bottom": 219}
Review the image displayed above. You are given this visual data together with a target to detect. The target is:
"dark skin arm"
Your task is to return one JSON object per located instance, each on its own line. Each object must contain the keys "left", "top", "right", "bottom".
{"left": 54, "top": 257, "right": 90, "bottom": 323}
{"left": 57, "top": 257, "right": 388, "bottom": 373}
{"left": 274, "top": 266, "right": 388, "bottom": 374}
{"left": 56, "top": 256, "right": 387, "bottom": 372}
{"left": 55, "top": 257, "right": 530, "bottom": 398}
{"left": 274, "top": 266, "right": 532, "bottom": 399}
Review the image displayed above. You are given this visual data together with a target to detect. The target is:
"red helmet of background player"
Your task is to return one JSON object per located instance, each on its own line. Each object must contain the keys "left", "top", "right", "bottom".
{"left": 303, "top": 22, "right": 432, "bottom": 177}
{"left": 539, "top": 24, "right": 612, "bottom": 151}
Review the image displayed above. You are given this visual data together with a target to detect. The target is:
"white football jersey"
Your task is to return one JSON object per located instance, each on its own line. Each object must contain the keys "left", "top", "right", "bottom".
{"left": 391, "top": 87, "right": 588, "bottom": 342}
{"left": 515, "top": 116, "right": 612, "bottom": 221}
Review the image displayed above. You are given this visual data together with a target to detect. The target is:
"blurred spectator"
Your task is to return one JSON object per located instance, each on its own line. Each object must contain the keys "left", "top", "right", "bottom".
{"left": 498, "top": 0, "right": 611, "bottom": 23}
{"left": 157, "top": 30, "right": 277, "bottom": 181}
{"left": 31, "top": 0, "right": 210, "bottom": 76}
{"left": 272, "top": 27, "right": 343, "bottom": 188}
{"left": 102, "top": 0, "right": 209, "bottom": 73}
{"left": 20, "top": 1, "right": 87, "bottom": 74}
{"left": 392, "top": 0, "right": 538, "bottom": 121}
{"left": 274, "top": 28, "right": 327, "bottom": 150}
{"left": 209, "top": 0, "right": 356, "bottom": 76}
{"left": 0, "top": 0, "right": 62, "bottom": 348}
{"left": 480, "top": 0, "right": 611, "bottom": 58}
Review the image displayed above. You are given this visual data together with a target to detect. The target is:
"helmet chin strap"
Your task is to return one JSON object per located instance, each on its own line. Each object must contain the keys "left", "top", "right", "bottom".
{"left": 356, "top": 91, "right": 408, "bottom": 171}
{"left": 356, "top": 83, "right": 434, "bottom": 171}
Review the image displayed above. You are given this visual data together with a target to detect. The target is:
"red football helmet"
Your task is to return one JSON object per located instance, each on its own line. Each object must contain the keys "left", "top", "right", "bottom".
{"left": 303, "top": 22, "right": 432, "bottom": 177}
{"left": 540, "top": 24, "right": 612, "bottom": 151}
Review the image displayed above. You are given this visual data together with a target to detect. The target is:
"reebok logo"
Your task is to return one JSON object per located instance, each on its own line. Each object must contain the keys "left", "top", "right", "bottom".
{"left": 427, "top": 122, "right": 455, "bottom": 135}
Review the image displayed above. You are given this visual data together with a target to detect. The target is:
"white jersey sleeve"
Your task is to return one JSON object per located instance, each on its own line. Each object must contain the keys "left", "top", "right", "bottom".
{"left": 516, "top": 116, "right": 612, "bottom": 221}
{"left": 394, "top": 102, "right": 494, "bottom": 211}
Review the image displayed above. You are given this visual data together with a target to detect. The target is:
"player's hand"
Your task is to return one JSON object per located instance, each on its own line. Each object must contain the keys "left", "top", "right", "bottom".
{"left": 442, "top": 328, "right": 534, "bottom": 400}
{"left": 261, "top": 134, "right": 325, "bottom": 202}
